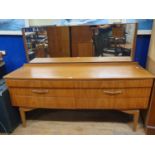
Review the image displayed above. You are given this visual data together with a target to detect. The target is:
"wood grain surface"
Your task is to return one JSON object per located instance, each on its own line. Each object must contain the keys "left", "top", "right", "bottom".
{"left": 4, "top": 62, "right": 154, "bottom": 80}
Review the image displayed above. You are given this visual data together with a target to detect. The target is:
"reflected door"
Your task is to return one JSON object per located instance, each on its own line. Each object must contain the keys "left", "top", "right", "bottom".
{"left": 47, "top": 26, "right": 70, "bottom": 57}
{"left": 71, "top": 26, "right": 94, "bottom": 57}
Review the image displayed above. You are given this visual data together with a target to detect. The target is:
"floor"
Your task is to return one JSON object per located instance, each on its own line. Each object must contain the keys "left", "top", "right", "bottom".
{"left": 12, "top": 109, "right": 145, "bottom": 135}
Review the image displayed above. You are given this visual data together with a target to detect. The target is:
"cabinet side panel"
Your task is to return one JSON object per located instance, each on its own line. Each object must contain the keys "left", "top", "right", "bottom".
{"left": 146, "top": 80, "right": 155, "bottom": 134}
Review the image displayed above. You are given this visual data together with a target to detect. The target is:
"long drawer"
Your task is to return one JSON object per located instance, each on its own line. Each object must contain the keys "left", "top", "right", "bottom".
{"left": 9, "top": 87, "right": 152, "bottom": 109}
{"left": 10, "top": 95, "right": 149, "bottom": 109}
{"left": 6, "top": 79, "right": 153, "bottom": 88}
{"left": 9, "top": 88, "right": 151, "bottom": 98}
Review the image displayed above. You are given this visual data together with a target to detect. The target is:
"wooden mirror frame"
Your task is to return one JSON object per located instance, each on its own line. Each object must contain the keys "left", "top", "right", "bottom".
{"left": 22, "top": 23, "right": 138, "bottom": 63}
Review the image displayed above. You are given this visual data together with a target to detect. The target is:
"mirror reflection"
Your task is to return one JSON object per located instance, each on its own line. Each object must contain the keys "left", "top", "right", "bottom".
{"left": 22, "top": 23, "right": 137, "bottom": 61}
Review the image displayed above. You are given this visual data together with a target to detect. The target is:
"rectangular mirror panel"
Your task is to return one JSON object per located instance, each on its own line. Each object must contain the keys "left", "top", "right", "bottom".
{"left": 22, "top": 23, "right": 137, "bottom": 62}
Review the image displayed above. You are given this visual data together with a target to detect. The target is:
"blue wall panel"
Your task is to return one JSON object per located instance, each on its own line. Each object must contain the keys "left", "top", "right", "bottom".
{"left": 0, "top": 35, "right": 27, "bottom": 74}
{"left": 134, "top": 35, "right": 151, "bottom": 68}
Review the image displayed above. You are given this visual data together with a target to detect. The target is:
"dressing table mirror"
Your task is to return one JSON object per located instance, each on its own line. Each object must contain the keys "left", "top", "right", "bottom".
{"left": 4, "top": 22, "right": 155, "bottom": 134}
{"left": 22, "top": 23, "right": 137, "bottom": 62}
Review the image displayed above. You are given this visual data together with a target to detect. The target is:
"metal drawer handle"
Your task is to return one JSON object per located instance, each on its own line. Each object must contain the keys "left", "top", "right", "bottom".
{"left": 32, "top": 89, "right": 49, "bottom": 94}
{"left": 103, "top": 90, "right": 122, "bottom": 95}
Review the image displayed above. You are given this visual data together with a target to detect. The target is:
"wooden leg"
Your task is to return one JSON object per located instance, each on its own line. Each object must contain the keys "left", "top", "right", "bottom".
{"left": 121, "top": 110, "right": 140, "bottom": 131}
{"left": 19, "top": 107, "right": 34, "bottom": 127}
{"left": 19, "top": 107, "right": 26, "bottom": 127}
{"left": 133, "top": 110, "right": 139, "bottom": 131}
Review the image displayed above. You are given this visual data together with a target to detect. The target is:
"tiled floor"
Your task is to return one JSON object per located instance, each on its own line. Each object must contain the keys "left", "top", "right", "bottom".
{"left": 12, "top": 109, "right": 145, "bottom": 135}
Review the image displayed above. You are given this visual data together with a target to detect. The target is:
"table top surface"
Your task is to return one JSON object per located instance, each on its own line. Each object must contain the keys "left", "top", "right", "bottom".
{"left": 4, "top": 62, "right": 155, "bottom": 80}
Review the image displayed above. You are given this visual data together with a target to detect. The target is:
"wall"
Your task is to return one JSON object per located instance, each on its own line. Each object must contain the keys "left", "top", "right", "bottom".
{"left": 147, "top": 20, "right": 155, "bottom": 74}
{"left": 135, "top": 35, "right": 151, "bottom": 67}
{"left": 29, "top": 19, "right": 59, "bottom": 26}
{"left": 0, "top": 35, "right": 27, "bottom": 74}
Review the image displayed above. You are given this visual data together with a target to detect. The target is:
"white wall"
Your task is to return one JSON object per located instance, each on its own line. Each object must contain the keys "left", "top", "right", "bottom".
{"left": 29, "top": 19, "right": 60, "bottom": 26}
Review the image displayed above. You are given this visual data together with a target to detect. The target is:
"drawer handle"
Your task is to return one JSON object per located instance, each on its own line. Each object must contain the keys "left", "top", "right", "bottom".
{"left": 103, "top": 90, "right": 122, "bottom": 95}
{"left": 32, "top": 89, "right": 49, "bottom": 94}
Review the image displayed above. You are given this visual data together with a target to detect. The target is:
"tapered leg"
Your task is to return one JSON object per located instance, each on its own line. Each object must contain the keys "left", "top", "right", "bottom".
{"left": 121, "top": 110, "right": 140, "bottom": 131}
{"left": 19, "top": 107, "right": 26, "bottom": 127}
{"left": 19, "top": 107, "right": 34, "bottom": 127}
{"left": 133, "top": 110, "right": 140, "bottom": 131}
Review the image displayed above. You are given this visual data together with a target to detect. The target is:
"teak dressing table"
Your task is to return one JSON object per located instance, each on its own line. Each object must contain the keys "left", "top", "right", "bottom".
{"left": 4, "top": 57, "right": 155, "bottom": 132}
{"left": 5, "top": 23, "right": 155, "bottom": 133}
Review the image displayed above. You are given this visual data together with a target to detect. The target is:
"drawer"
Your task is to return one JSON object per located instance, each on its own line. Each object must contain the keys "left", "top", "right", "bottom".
{"left": 9, "top": 88, "right": 152, "bottom": 98}
{"left": 11, "top": 95, "right": 149, "bottom": 109}
{"left": 9, "top": 87, "right": 151, "bottom": 109}
{"left": 6, "top": 79, "right": 153, "bottom": 88}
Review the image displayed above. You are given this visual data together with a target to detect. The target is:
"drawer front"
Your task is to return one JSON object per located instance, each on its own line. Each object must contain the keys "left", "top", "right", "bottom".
{"left": 10, "top": 88, "right": 152, "bottom": 98}
{"left": 11, "top": 95, "right": 149, "bottom": 109}
{"left": 6, "top": 79, "right": 153, "bottom": 88}
{"left": 9, "top": 87, "right": 151, "bottom": 109}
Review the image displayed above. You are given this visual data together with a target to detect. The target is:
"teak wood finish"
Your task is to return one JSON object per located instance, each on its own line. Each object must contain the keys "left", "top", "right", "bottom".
{"left": 4, "top": 58, "right": 155, "bottom": 132}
